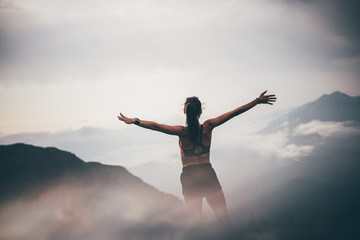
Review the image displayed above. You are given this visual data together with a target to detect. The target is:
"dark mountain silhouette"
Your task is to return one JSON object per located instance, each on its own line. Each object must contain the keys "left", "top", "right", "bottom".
{"left": 289, "top": 91, "right": 360, "bottom": 122}
{"left": 261, "top": 91, "right": 360, "bottom": 134}
{"left": 245, "top": 135, "right": 360, "bottom": 240}
{"left": 0, "top": 143, "right": 181, "bottom": 205}
{"left": 0, "top": 143, "right": 187, "bottom": 240}
{"left": 231, "top": 91, "right": 360, "bottom": 239}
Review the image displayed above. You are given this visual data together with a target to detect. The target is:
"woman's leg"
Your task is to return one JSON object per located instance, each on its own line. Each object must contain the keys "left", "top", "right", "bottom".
{"left": 206, "top": 190, "right": 232, "bottom": 226}
{"left": 184, "top": 194, "right": 203, "bottom": 222}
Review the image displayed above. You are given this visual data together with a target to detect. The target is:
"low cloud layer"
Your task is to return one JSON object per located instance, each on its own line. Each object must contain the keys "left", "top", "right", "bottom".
{"left": 235, "top": 127, "right": 312, "bottom": 160}
{"left": 0, "top": 182, "right": 192, "bottom": 240}
{"left": 294, "top": 120, "right": 360, "bottom": 137}
{"left": 236, "top": 120, "right": 360, "bottom": 161}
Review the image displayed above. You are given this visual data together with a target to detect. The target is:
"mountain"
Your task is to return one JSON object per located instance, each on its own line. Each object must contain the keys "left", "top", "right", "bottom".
{"left": 246, "top": 135, "right": 360, "bottom": 240}
{"left": 289, "top": 91, "right": 360, "bottom": 122}
{"left": 196, "top": 91, "right": 360, "bottom": 239}
{"left": 232, "top": 91, "right": 360, "bottom": 239}
{"left": 0, "top": 143, "right": 186, "bottom": 240}
{"left": 0, "top": 143, "right": 180, "bottom": 204}
{"left": 261, "top": 91, "right": 360, "bottom": 134}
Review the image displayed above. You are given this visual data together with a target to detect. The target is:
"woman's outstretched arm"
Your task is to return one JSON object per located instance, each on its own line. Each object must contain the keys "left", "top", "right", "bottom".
{"left": 206, "top": 90, "right": 276, "bottom": 129}
{"left": 118, "top": 113, "right": 185, "bottom": 136}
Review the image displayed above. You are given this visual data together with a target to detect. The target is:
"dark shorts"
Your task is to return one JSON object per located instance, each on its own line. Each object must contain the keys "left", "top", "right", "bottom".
{"left": 180, "top": 163, "right": 222, "bottom": 197}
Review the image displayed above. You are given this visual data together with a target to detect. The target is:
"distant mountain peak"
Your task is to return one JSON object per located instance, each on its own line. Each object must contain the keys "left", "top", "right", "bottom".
{"left": 328, "top": 91, "right": 348, "bottom": 98}
{"left": 260, "top": 91, "right": 360, "bottom": 134}
{"left": 290, "top": 91, "right": 360, "bottom": 123}
{"left": 318, "top": 91, "right": 355, "bottom": 102}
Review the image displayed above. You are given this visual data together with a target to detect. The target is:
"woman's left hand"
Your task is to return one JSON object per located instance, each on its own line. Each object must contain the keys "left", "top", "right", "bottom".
{"left": 117, "top": 113, "right": 134, "bottom": 124}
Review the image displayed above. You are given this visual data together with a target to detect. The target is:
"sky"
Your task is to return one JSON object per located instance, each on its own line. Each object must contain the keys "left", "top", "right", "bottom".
{"left": 1, "top": 0, "right": 359, "bottom": 135}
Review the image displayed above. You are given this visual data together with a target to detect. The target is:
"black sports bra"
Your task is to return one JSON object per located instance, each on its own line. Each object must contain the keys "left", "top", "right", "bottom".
{"left": 179, "top": 125, "right": 211, "bottom": 157}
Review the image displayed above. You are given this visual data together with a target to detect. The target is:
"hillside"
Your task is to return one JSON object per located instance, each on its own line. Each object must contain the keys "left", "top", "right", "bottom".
{"left": 0, "top": 143, "right": 180, "bottom": 203}
{"left": 261, "top": 91, "right": 360, "bottom": 134}
{"left": 0, "top": 143, "right": 186, "bottom": 240}
{"left": 289, "top": 91, "right": 360, "bottom": 123}
{"left": 231, "top": 91, "right": 360, "bottom": 239}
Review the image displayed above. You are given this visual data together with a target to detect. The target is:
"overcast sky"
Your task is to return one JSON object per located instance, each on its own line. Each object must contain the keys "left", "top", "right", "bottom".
{"left": 1, "top": 0, "right": 359, "bottom": 134}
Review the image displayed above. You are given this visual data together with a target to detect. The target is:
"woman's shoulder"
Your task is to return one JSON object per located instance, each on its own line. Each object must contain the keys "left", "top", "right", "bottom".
{"left": 178, "top": 125, "right": 189, "bottom": 137}
{"left": 202, "top": 119, "right": 214, "bottom": 130}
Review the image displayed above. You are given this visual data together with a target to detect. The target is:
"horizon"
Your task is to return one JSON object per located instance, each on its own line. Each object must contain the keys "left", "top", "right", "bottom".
{"left": 1, "top": 90, "right": 360, "bottom": 199}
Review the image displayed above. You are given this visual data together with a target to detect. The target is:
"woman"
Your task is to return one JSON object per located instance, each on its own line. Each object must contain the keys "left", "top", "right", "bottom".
{"left": 118, "top": 90, "right": 276, "bottom": 225}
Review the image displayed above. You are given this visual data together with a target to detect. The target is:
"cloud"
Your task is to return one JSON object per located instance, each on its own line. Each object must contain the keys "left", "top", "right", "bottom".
{"left": 236, "top": 115, "right": 360, "bottom": 161}
{"left": 238, "top": 120, "right": 360, "bottom": 161}
{"left": 2, "top": 0, "right": 360, "bottom": 136}
{"left": 282, "top": 0, "right": 360, "bottom": 67}
{"left": 236, "top": 119, "right": 360, "bottom": 160}
{"left": 294, "top": 120, "right": 360, "bottom": 137}
{"left": 0, "top": 181, "right": 191, "bottom": 240}
{"left": 236, "top": 128, "right": 313, "bottom": 161}
{"left": 284, "top": 0, "right": 360, "bottom": 36}
{"left": 0, "top": 0, "right": 19, "bottom": 10}
{"left": 277, "top": 143, "right": 313, "bottom": 159}
{"left": 2, "top": 0, "right": 358, "bottom": 86}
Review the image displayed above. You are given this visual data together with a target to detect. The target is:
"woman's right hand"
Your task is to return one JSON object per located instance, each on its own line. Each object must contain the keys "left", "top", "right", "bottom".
{"left": 258, "top": 90, "right": 277, "bottom": 105}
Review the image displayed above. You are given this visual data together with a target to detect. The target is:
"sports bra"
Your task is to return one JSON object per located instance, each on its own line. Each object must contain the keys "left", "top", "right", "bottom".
{"left": 179, "top": 125, "right": 211, "bottom": 157}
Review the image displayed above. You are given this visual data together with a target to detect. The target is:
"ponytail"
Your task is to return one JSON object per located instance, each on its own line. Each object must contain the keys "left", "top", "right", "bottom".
{"left": 185, "top": 97, "right": 202, "bottom": 144}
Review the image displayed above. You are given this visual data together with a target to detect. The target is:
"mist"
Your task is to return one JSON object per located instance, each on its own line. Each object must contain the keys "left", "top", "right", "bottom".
{"left": 0, "top": 183, "right": 187, "bottom": 240}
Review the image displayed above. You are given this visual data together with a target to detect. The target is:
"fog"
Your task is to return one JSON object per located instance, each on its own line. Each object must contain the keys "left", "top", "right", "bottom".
{"left": 0, "top": 179, "right": 243, "bottom": 240}
{"left": 0, "top": 176, "right": 192, "bottom": 240}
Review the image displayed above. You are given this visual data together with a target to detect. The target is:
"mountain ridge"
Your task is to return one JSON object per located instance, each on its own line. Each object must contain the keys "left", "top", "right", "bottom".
{"left": 0, "top": 143, "right": 183, "bottom": 207}
{"left": 260, "top": 91, "right": 360, "bottom": 134}
{"left": 290, "top": 91, "right": 360, "bottom": 122}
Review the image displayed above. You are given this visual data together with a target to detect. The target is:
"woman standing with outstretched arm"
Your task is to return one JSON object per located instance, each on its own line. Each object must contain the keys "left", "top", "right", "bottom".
{"left": 118, "top": 90, "right": 276, "bottom": 225}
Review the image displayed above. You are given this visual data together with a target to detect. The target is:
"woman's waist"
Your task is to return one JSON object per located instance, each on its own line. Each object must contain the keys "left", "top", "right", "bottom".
{"left": 181, "top": 156, "right": 211, "bottom": 168}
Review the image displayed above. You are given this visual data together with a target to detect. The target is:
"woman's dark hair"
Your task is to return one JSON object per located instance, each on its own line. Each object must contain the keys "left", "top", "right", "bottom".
{"left": 185, "top": 97, "right": 202, "bottom": 144}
